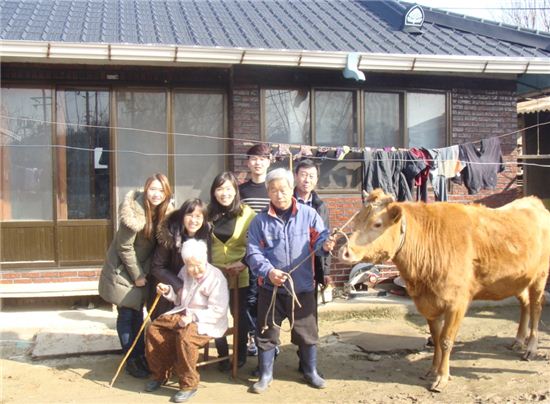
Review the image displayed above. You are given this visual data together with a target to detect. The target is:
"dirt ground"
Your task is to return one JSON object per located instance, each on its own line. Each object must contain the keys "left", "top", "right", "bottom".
{"left": 2, "top": 302, "right": 550, "bottom": 404}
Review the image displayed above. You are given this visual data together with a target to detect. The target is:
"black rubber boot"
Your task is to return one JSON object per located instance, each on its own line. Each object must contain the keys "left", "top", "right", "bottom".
{"left": 126, "top": 357, "right": 149, "bottom": 379}
{"left": 249, "top": 348, "right": 276, "bottom": 394}
{"left": 300, "top": 345, "right": 326, "bottom": 389}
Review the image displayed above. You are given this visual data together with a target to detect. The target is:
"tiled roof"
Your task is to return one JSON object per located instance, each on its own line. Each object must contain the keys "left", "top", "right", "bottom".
{"left": 1, "top": 0, "right": 549, "bottom": 58}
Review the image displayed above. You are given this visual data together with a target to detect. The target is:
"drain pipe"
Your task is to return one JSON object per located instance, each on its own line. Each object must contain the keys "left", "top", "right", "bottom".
{"left": 343, "top": 52, "right": 365, "bottom": 81}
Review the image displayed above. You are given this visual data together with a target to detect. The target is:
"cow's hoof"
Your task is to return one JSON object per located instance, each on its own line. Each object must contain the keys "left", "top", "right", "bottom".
{"left": 510, "top": 341, "right": 525, "bottom": 352}
{"left": 429, "top": 376, "right": 448, "bottom": 392}
{"left": 521, "top": 350, "right": 537, "bottom": 361}
{"left": 420, "top": 369, "right": 435, "bottom": 381}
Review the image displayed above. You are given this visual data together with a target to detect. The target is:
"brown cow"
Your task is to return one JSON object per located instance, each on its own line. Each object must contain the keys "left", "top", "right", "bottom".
{"left": 338, "top": 189, "right": 550, "bottom": 392}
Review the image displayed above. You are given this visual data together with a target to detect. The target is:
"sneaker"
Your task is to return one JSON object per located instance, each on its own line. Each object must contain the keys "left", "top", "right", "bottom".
{"left": 171, "top": 389, "right": 197, "bottom": 403}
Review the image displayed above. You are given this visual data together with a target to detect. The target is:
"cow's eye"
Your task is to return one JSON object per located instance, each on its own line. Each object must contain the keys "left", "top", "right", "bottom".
{"left": 373, "top": 221, "right": 382, "bottom": 228}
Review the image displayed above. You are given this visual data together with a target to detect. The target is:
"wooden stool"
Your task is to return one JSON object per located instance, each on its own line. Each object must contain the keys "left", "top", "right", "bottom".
{"left": 196, "top": 283, "right": 239, "bottom": 379}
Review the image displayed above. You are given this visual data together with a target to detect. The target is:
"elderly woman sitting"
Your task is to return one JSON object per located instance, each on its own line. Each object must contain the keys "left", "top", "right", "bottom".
{"left": 145, "top": 239, "right": 229, "bottom": 403}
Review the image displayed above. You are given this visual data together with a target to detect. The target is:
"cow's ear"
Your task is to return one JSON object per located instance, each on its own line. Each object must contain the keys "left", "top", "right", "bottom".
{"left": 387, "top": 204, "right": 402, "bottom": 224}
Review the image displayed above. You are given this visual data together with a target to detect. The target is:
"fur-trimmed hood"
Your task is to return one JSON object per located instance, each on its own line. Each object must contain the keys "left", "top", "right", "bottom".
{"left": 119, "top": 190, "right": 147, "bottom": 233}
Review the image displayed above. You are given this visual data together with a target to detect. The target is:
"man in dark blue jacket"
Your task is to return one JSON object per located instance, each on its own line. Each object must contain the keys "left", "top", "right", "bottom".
{"left": 246, "top": 168, "right": 335, "bottom": 394}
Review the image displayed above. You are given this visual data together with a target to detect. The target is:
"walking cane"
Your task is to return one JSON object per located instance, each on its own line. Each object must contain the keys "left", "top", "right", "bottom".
{"left": 109, "top": 291, "right": 162, "bottom": 388}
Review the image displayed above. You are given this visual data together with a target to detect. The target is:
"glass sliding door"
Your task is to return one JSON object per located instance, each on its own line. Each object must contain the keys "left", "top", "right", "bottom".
{"left": 173, "top": 92, "right": 225, "bottom": 203}
{"left": 1, "top": 88, "right": 53, "bottom": 221}
{"left": 56, "top": 90, "right": 111, "bottom": 219}
{"left": 116, "top": 90, "right": 168, "bottom": 203}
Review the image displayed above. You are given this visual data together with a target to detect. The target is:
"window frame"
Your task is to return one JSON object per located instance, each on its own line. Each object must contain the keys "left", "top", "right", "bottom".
{"left": 171, "top": 88, "right": 228, "bottom": 205}
{"left": 261, "top": 86, "right": 450, "bottom": 193}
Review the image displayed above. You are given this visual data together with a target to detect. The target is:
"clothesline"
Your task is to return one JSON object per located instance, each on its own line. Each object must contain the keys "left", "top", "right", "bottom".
{"left": 2, "top": 114, "right": 549, "bottom": 153}
{"left": 4, "top": 143, "right": 550, "bottom": 168}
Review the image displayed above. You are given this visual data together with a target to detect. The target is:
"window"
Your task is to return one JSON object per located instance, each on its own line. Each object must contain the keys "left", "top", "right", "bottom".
{"left": 365, "top": 92, "right": 402, "bottom": 148}
{"left": 265, "top": 89, "right": 310, "bottom": 145}
{"left": 173, "top": 92, "right": 225, "bottom": 203}
{"left": 1, "top": 87, "right": 53, "bottom": 220}
{"left": 56, "top": 90, "right": 111, "bottom": 219}
{"left": 116, "top": 90, "right": 168, "bottom": 203}
{"left": 264, "top": 88, "right": 447, "bottom": 192}
{"left": 315, "top": 90, "right": 356, "bottom": 146}
{"left": 407, "top": 92, "right": 446, "bottom": 148}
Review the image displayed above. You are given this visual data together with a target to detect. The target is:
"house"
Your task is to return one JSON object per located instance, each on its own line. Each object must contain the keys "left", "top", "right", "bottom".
{"left": 1, "top": 0, "right": 550, "bottom": 296}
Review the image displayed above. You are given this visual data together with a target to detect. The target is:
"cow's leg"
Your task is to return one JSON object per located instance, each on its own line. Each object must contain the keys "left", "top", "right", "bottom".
{"left": 522, "top": 278, "right": 546, "bottom": 361}
{"left": 430, "top": 305, "right": 467, "bottom": 393}
{"left": 422, "top": 315, "right": 443, "bottom": 380}
{"left": 511, "top": 289, "right": 530, "bottom": 351}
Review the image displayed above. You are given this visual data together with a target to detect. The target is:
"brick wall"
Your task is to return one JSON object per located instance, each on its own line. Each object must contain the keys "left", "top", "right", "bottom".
{"left": 448, "top": 88, "right": 520, "bottom": 207}
{"left": 1, "top": 269, "right": 101, "bottom": 284}
{"left": 231, "top": 85, "right": 261, "bottom": 181}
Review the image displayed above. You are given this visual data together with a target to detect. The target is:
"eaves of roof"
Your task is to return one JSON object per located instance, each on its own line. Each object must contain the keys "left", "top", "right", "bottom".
{"left": 1, "top": 40, "right": 549, "bottom": 75}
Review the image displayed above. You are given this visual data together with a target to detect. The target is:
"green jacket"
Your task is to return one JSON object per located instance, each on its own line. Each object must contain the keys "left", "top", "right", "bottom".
{"left": 211, "top": 204, "right": 256, "bottom": 289}
{"left": 98, "top": 190, "right": 156, "bottom": 310}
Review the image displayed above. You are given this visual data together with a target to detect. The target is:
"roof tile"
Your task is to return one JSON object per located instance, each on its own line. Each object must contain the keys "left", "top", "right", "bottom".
{"left": 0, "top": 0, "right": 548, "bottom": 57}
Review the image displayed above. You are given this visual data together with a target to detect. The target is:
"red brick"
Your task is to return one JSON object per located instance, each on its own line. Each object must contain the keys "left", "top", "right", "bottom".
{"left": 0, "top": 273, "right": 21, "bottom": 279}
{"left": 40, "top": 271, "right": 59, "bottom": 277}
{"left": 77, "top": 270, "right": 98, "bottom": 277}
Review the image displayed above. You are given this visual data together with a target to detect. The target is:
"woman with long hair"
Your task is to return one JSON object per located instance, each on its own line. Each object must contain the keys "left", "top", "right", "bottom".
{"left": 99, "top": 173, "right": 172, "bottom": 378}
{"left": 150, "top": 198, "right": 211, "bottom": 319}
{"left": 208, "top": 172, "right": 256, "bottom": 370}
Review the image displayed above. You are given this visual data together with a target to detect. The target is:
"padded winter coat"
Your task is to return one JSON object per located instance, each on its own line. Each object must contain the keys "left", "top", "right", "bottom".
{"left": 98, "top": 190, "right": 157, "bottom": 311}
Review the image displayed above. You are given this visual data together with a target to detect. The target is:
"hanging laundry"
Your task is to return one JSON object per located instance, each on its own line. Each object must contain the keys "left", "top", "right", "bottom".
{"left": 458, "top": 137, "right": 505, "bottom": 195}
{"left": 293, "top": 145, "right": 313, "bottom": 161}
{"left": 401, "top": 150, "right": 427, "bottom": 196}
{"left": 427, "top": 145, "right": 465, "bottom": 201}
{"left": 408, "top": 148, "right": 432, "bottom": 202}
{"left": 273, "top": 143, "right": 291, "bottom": 162}
{"left": 363, "top": 150, "right": 412, "bottom": 201}
{"left": 336, "top": 145, "right": 351, "bottom": 160}
{"left": 316, "top": 146, "right": 330, "bottom": 160}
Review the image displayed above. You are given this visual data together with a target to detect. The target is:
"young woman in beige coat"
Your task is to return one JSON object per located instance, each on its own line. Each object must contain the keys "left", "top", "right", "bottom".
{"left": 98, "top": 173, "right": 172, "bottom": 378}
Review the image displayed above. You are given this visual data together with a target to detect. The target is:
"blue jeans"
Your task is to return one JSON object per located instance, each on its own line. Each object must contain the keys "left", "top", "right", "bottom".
{"left": 116, "top": 306, "right": 145, "bottom": 359}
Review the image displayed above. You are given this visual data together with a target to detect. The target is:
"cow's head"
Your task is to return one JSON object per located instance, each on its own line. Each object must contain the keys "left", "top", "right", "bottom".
{"left": 339, "top": 189, "right": 404, "bottom": 264}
